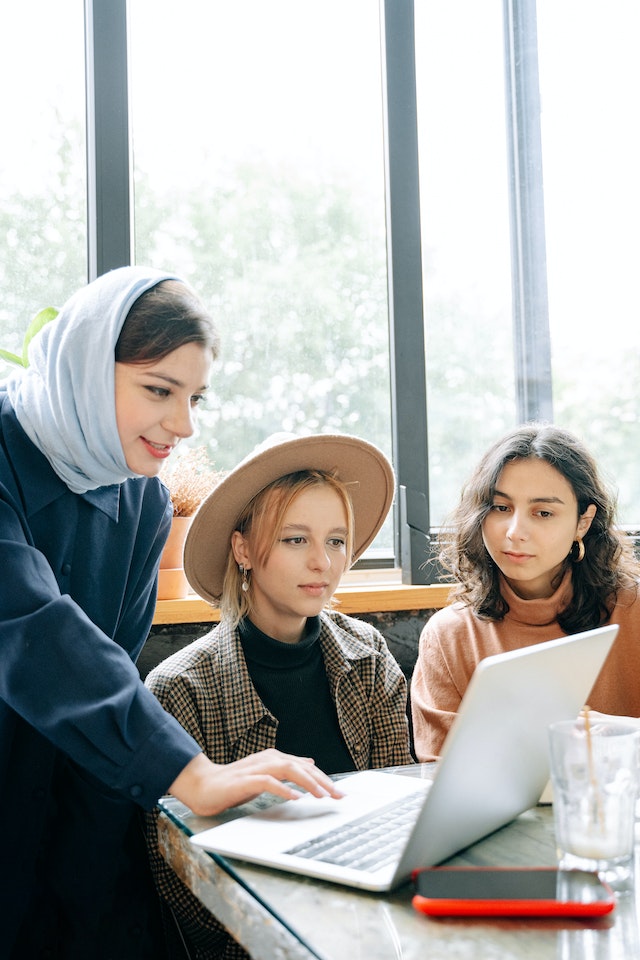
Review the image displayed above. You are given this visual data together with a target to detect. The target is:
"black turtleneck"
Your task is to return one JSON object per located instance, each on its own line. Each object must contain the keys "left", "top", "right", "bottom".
{"left": 238, "top": 616, "right": 356, "bottom": 775}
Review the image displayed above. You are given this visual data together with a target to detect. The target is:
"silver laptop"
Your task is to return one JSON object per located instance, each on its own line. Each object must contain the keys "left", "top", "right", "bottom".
{"left": 191, "top": 624, "right": 618, "bottom": 891}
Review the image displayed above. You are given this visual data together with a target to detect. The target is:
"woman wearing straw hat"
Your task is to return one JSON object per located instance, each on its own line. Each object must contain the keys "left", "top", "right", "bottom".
{"left": 145, "top": 432, "right": 414, "bottom": 958}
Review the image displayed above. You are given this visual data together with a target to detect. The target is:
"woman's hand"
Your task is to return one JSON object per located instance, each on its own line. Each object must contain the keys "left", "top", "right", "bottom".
{"left": 168, "top": 749, "right": 344, "bottom": 817}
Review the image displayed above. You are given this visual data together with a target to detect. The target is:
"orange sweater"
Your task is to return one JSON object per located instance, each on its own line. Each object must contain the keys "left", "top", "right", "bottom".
{"left": 411, "top": 571, "right": 640, "bottom": 761}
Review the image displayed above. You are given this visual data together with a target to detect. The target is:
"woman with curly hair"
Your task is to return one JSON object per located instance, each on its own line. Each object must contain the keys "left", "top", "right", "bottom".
{"left": 411, "top": 422, "right": 640, "bottom": 761}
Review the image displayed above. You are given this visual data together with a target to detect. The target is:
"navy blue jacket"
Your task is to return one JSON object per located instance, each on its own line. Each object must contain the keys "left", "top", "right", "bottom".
{"left": 0, "top": 391, "right": 200, "bottom": 954}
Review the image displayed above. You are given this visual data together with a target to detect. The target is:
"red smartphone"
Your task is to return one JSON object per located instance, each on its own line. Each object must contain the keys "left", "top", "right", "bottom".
{"left": 412, "top": 866, "right": 616, "bottom": 918}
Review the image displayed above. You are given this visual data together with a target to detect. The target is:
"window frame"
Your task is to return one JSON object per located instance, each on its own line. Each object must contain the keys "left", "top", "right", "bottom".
{"left": 84, "top": 0, "right": 551, "bottom": 584}
{"left": 85, "top": 0, "right": 133, "bottom": 276}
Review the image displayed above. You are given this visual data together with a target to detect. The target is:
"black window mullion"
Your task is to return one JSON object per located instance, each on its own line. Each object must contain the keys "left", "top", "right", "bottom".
{"left": 380, "top": 0, "right": 432, "bottom": 584}
{"left": 84, "top": 0, "right": 133, "bottom": 280}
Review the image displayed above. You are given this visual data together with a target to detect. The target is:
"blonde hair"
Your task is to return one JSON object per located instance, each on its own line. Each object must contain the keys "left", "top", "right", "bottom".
{"left": 220, "top": 469, "right": 355, "bottom": 628}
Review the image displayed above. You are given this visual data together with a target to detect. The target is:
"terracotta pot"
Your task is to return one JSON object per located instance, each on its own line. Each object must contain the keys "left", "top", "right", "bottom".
{"left": 157, "top": 567, "right": 191, "bottom": 601}
{"left": 158, "top": 516, "right": 193, "bottom": 599}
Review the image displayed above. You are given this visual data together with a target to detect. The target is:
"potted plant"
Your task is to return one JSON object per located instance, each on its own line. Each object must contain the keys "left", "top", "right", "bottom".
{"left": 0, "top": 307, "right": 58, "bottom": 371}
{"left": 158, "top": 446, "right": 222, "bottom": 600}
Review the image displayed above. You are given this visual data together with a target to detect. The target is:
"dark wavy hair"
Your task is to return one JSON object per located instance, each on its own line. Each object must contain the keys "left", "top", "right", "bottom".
{"left": 115, "top": 280, "right": 220, "bottom": 364}
{"left": 438, "top": 423, "right": 640, "bottom": 632}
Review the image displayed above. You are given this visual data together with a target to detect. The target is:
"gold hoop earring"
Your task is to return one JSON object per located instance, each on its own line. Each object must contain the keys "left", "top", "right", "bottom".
{"left": 239, "top": 564, "right": 250, "bottom": 592}
{"left": 573, "top": 538, "right": 585, "bottom": 563}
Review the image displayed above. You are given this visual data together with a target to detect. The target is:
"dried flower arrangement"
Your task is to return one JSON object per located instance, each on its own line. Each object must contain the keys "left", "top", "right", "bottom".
{"left": 159, "top": 446, "right": 223, "bottom": 517}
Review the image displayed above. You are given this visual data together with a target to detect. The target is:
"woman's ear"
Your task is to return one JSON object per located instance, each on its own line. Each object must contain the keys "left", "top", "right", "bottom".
{"left": 577, "top": 503, "right": 597, "bottom": 537}
{"left": 231, "top": 530, "right": 251, "bottom": 570}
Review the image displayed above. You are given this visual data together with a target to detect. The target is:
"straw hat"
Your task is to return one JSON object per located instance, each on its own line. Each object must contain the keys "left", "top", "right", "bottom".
{"left": 183, "top": 433, "right": 395, "bottom": 603}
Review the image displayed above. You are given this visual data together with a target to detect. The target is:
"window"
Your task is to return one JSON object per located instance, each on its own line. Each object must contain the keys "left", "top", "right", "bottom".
{"left": 128, "top": 0, "right": 393, "bottom": 559}
{"left": 415, "top": 1, "right": 514, "bottom": 525}
{"left": 0, "top": 1, "right": 86, "bottom": 352}
{"left": 536, "top": 0, "right": 640, "bottom": 523}
{"left": 2, "top": 1, "right": 639, "bottom": 578}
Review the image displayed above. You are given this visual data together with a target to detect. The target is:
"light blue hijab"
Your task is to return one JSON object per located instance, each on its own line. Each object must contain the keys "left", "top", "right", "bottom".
{"left": 6, "top": 266, "right": 179, "bottom": 494}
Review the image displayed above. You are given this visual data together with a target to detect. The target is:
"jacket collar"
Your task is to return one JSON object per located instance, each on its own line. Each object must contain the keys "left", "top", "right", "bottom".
{"left": 213, "top": 610, "right": 382, "bottom": 745}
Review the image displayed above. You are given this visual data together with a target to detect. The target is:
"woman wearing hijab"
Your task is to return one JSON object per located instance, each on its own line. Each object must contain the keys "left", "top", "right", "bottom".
{"left": 145, "top": 432, "right": 414, "bottom": 958}
{"left": 0, "top": 268, "right": 340, "bottom": 959}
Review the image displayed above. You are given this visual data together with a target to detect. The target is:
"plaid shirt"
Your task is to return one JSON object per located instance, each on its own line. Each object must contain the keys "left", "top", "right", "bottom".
{"left": 145, "top": 610, "right": 413, "bottom": 958}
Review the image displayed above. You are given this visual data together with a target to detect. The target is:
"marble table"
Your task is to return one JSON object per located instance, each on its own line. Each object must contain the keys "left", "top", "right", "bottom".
{"left": 157, "top": 766, "right": 640, "bottom": 960}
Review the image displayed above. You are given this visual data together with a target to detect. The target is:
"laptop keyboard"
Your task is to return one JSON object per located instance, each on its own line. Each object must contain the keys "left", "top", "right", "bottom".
{"left": 285, "top": 789, "right": 424, "bottom": 872}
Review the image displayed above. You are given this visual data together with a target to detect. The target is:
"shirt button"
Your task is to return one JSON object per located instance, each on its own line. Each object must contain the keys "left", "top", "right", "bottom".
{"left": 130, "top": 784, "right": 143, "bottom": 799}
{"left": 61, "top": 562, "right": 72, "bottom": 576}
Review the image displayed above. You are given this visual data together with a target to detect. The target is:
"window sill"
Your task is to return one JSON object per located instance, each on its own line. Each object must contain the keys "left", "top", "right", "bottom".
{"left": 153, "top": 581, "right": 453, "bottom": 625}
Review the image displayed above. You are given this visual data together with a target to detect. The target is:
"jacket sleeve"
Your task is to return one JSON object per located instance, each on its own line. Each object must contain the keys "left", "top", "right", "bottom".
{"left": 0, "top": 495, "right": 201, "bottom": 809}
